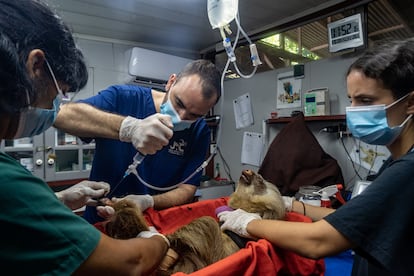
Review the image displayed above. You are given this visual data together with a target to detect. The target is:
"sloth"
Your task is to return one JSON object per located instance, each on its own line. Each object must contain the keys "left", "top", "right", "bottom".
{"left": 104, "top": 169, "right": 285, "bottom": 275}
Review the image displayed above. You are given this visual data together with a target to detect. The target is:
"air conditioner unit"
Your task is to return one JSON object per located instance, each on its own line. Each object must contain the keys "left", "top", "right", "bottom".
{"left": 126, "top": 47, "right": 193, "bottom": 81}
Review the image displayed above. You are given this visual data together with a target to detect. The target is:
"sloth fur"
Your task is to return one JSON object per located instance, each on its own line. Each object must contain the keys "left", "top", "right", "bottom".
{"left": 105, "top": 169, "right": 285, "bottom": 275}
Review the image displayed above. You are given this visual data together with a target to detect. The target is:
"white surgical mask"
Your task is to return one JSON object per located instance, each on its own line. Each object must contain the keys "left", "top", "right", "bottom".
{"left": 14, "top": 60, "right": 64, "bottom": 138}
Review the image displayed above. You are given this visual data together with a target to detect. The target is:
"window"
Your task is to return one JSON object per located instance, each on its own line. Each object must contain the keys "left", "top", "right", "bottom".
{"left": 215, "top": 0, "right": 414, "bottom": 79}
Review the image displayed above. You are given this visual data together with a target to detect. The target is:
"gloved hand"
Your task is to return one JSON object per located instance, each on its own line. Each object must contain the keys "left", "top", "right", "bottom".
{"left": 282, "top": 196, "right": 295, "bottom": 212}
{"left": 96, "top": 205, "right": 115, "bottom": 220}
{"left": 112, "top": 194, "right": 154, "bottom": 212}
{"left": 137, "top": 227, "right": 170, "bottom": 247}
{"left": 55, "top": 181, "right": 110, "bottom": 210}
{"left": 217, "top": 208, "right": 261, "bottom": 239}
{"left": 119, "top": 115, "right": 173, "bottom": 155}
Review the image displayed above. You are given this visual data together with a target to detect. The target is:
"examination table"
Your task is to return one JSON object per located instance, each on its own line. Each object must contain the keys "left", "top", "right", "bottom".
{"left": 96, "top": 197, "right": 325, "bottom": 276}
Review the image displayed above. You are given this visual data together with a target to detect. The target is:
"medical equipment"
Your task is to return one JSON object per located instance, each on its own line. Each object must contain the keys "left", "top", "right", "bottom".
{"left": 208, "top": 0, "right": 262, "bottom": 76}
{"left": 207, "top": 0, "right": 238, "bottom": 30}
{"left": 115, "top": 150, "right": 210, "bottom": 192}
{"left": 351, "top": 180, "right": 372, "bottom": 199}
{"left": 124, "top": 152, "right": 146, "bottom": 176}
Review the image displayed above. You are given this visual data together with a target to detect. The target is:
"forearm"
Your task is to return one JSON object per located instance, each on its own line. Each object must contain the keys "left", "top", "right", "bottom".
{"left": 74, "top": 234, "right": 168, "bottom": 275}
{"left": 291, "top": 200, "right": 335, "bottom": 221}
{"left": 152, "top": 184, "right": 196, "bottom": 209}
{"left": 247, "top": 219, "right": 352, "bottom": 259}
{"left": 54, "top": 103, "right": 124, "bottom": 139}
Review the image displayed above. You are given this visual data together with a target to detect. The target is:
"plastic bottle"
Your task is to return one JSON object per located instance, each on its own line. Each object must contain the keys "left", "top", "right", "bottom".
{"left": 207, "top": 0, "right": 239, "bottom": 29}
{"left": 298, "top": 185, "right": 321, "bottom": 206}
{"left": 214, "top": 163, "right": 221, "bottom": 180}
{"left": 320, "top": 191, "right": 331, "bottom": 208}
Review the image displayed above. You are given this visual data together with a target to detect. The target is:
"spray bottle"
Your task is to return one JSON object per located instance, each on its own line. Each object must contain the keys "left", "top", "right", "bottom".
{"left": 313, "top": 184, "right": 346, "bottom": 206}
{"left": 320, "top": 191, "right": 332, "bottom": 208}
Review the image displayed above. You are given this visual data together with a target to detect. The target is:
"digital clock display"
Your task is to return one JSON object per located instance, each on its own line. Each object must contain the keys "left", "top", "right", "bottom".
{"left": 330, "top": 21, "right": 359, "bottom": 39}
{"left": 328, "top": 14, "right": 364, "bottom": 52}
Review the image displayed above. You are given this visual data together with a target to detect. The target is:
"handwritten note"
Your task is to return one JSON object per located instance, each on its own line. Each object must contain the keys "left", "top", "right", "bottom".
{"left": 241, "top": 132, "right": 264, "bottom": 166}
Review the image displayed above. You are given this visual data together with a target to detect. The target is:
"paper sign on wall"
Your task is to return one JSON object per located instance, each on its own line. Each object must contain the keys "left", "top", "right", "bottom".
{"left": 233, "top": 93, "right": 254, "bottom": 129}
{"left": 241, "top": 132, "right": 264, "bottom": 167}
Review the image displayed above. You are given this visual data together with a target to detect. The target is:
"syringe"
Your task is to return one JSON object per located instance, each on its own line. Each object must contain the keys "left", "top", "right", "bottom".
{"left": 106, "top": 152, "right": 145, "bottom": 198}
{"left": 124, "top": 152, "right": 145, "bottom": 176}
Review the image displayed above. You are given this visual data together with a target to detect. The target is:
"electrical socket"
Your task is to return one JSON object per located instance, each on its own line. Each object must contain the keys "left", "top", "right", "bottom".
{"left": 325, "top": 123, "right": 348, "bottom": 133}
{"left": 339, "top": 123, "right": 347, "bottom": 132}
{"left": 210, "top": 144, "right": 217, "bottom": 154}
{"left": 325, "top": 125, "right": 339, "bottom": 133}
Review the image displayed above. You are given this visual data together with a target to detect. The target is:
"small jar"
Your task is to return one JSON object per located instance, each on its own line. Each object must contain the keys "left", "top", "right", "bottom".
{"left": 297, "top": 186, "right": 321, "bottom": 206}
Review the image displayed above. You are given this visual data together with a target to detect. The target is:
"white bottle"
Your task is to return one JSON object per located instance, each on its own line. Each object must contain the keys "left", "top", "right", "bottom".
{"left": 320, "top": 191, "right": 331, "bottom": 208}
{"left": 207, "top": 0, "right": 239, "bottom": 29}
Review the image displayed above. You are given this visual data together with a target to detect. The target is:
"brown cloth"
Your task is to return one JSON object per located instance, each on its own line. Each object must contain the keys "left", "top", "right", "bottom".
{"left": 258, "top": 113, "right": 344, "bottom": 196}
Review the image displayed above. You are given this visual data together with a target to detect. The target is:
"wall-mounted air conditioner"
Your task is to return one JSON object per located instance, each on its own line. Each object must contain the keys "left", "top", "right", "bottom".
{"left": 126, "top": 47, "right": 193, "bottom": 82}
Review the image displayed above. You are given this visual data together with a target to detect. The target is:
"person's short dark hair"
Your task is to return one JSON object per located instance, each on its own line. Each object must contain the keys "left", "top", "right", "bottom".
{"left": 176, "top": 59, "right": 222, "bottom": 103}
{"left": 0, "top": 0, "right": 88, "bottom": 114}
{"left": 347, "top": 38, "right": 414, "bottom": 100}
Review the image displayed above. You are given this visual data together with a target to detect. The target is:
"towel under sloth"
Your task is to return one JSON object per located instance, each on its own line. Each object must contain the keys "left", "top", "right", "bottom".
{"left": 104, "top": 170, "right": 285, "bottom": 275}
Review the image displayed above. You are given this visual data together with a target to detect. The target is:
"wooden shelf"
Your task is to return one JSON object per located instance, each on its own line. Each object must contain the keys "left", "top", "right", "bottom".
{"left": 266, "top": 114, "right": 345, "bottom": 124}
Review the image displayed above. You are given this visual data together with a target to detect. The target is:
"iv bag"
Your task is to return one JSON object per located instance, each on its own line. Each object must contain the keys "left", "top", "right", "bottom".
{"left": 207, "top": 0, "right": 239, "bottom": 29}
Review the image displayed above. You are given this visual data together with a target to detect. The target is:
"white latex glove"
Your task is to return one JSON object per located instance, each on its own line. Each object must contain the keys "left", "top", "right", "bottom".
{"left": 282, "top": 196, "right": 295, "bottom": 212}
{"left": 217, "top": 208, "right": 261, "bottom": 239}
{"left": 137, "top": 228, "right": 170, "bottom": 247}
{"left": 119, "top": 115, "right": 173, "bottom": 155}
{"left": 112, "top": 194, "right": 154, "bottom": 212}
{"left": 96, "top": 205, "right": 115, "bottom": 220}
{"left": 55, "top": 181, "right": 110, "bottom": 210}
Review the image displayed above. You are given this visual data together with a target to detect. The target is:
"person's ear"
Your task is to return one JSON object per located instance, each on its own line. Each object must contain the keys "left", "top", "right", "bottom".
{"left": 165, "top": 74, "right": 177, "bottom": 91}
{"left": 26, "top": 49, "right": 46, "bottom": 79}
{"left": 407, "top": 91, "right": 414, "bottom": 115}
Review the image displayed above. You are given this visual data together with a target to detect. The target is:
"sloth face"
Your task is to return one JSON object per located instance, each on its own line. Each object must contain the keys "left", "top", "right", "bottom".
{"left": 229, "top": 170, "right": 286, "bottom": 220}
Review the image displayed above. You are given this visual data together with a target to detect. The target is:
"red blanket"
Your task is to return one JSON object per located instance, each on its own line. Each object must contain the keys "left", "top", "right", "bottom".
{"left": 146, "top": 198, "right": 324, "bottom": 276}
{"left": 96, "top": 197, "right": 325, "bottom": 275}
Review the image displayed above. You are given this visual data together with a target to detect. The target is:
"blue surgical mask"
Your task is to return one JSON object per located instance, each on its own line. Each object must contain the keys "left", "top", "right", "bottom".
{"left": 346, "top": 94, "right": 412, "bottom": 145}
{"left": 14, "top": 96, "right": 61, "bottom": 138}
{"left": 14, "top": 60, "right": 64, "bottom": 138}
{"left": 160, "top": 92, "right": 196, "bottom": 131}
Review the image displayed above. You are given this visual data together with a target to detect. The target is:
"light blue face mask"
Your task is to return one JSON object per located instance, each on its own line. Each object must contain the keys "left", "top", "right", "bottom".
{"left": 14, "top": 96, "right": 61, "bottom": 138}
{"left": 160, "top": 92, "right": 196, "bottom": 131}
{"left": 14, "top": 60, "right": 64, "bottom": 138}
{"left": 346, "top": 94, "right": 412, "bottom": 145}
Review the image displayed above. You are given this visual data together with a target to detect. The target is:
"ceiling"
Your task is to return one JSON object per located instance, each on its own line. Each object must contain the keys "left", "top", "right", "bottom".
{"left": 43, "top": 0, "right": 365, "bottom": 58}
{"left": 45, "top": 0, "right": 414, "bottom": 72}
